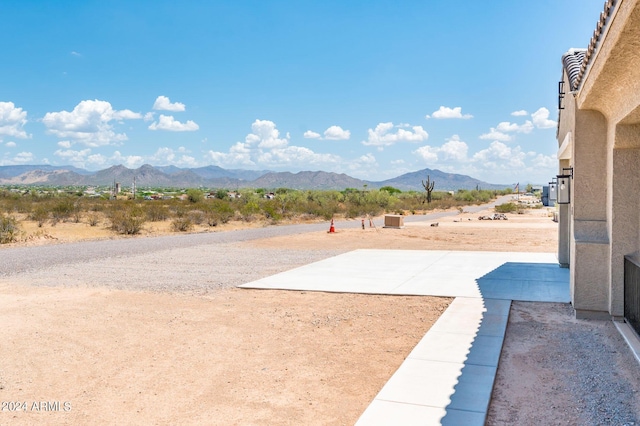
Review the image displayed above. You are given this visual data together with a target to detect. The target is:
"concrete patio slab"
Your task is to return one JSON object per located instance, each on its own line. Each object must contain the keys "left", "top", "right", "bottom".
{"left": 239, "top": 250, "right": 569, "bottom": 425}
{"left": 239, "top": 249, "right": 569, "bottom": 303}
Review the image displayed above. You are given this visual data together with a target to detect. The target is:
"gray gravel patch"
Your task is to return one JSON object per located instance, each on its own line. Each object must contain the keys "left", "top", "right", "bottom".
{"left": 2, "top": 242, "right": 344, "bottom": 294}
{"left": 487, "top": 302, "right": 640, "bottom": 425}
{"left": 0, "top": 203, "right": 482, "bottom": 278}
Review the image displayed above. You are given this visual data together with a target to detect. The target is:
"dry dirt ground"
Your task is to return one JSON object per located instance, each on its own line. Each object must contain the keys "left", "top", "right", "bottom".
{"left": 2, "top": 204, "right": 637, "bottom": 424}
{"left": 0, "top": 286, "right": 449, "bottom": 425}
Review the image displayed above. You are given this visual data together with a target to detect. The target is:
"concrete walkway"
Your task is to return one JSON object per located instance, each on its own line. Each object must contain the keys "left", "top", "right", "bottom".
{"left": 239, "top": 249, "right": 569, "bottom": 425}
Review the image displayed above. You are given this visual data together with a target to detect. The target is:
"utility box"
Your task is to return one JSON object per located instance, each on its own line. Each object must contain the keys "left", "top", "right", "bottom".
{"left": 384, "top": 215, "right": 404, "bottom": 229}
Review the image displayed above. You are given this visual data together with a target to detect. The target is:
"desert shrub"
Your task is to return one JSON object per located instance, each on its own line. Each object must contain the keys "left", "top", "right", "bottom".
{"left": 205, "top": 210, "right": 220, "bottom": 227}
{"left": 86, "top": 213, "right": 101, "bottom": 227}
{"left": 171, "top": 216, "right": 193, "bottom": 232}
{"left": 260, "top": 201, "right": 282, "bottom": 222}
{"left": 108, "top": 203, "right": 146, "bottom": 235}
{"left": 172, "top": 205, "right": 189, "bottom": 218}
{"left": 380, "top": 186, "right": 402, "bottom": 195}
{"left": 0, "top": 214, "right": 20, "bottom": 244}
{"left": 215, "top": 189, "right": 228, "bottom": 199}
{"left": 145, "top": 203, "right": 170, "bottom": 221}
{"left": 188, "top": 209, "right": 205, "bottom": 225}
{"left": 29, "top": 206, "right": 50, "bottom": 227}
{"left": 240, "top": 200, "right": 260, "bottom": 221}
{"left": 495, "top": 203, "right": 518, "bottom": 213}
{"left": 210, "top": 200, "right": 234, "bottom": 223}
{"left": 186, "top": 189, "right": 204, "bottom": 203}
{"left": 50, "top": 198, "right": 75, "bottom": 224}
{"left": 72, "top": 200, "right": 83, "bottom": 223}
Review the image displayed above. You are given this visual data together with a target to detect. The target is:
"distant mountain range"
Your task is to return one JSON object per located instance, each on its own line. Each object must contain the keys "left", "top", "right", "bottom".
{"left": 0, "top": 164, "right": 509, "bottom": 191}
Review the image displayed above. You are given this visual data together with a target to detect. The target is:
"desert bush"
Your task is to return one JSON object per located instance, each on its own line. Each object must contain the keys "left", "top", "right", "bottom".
{"left": 240, "top": 200, "right": 260, "bottom": 221}
{"left": 72, "top": 200, "right": 82, "bottom": 223}
{"left": 145, "top": 203, "right": 170, "bottom": 221}
{"left": 51, "top": 198, "right": 75, "bottom": 224}
{"left": 205, "top": 210, "right": 220, "bottom": 227}
{"left": 215, "top": 189, "right": 228, "bottom": 200}
{"left": 108, "top": 203, "right": 146, "bottom": 235}
{"left": 186, "top": 189, "right": 204, "bottom": 203}
{"left": 495, "top": 203, "right": 518, "bottom": 213}
{"left": 171, "top": 216, "right": 193, "bottom": 232}
{"left": 260, "top": 200, "right": 282, "bottom": 222}
{"left": 188, "top": 209, "right": 205, "bottom": 225}
{"left": 0, "top": 214, "right": 20, "bottom": 244}
{"left": 86, "top": 213, "right": 100, "bottom": 227}
{"left": 29, "top": 206, "right": 50, "bottom": 227}
{"left": 210, "top": 200, "right": 234, "bottom": 223}
{"left": 172, "top": 205, "right": 189, "bottom": 218}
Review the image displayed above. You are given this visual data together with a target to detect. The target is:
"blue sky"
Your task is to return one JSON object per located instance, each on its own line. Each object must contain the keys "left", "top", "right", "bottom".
{"left": 1, "top": 0, "right": 604, "bottom": 184}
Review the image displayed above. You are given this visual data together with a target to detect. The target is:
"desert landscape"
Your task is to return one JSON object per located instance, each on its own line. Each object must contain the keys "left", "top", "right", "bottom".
{"left": 1, "top": 200, "right": 639, "bottom": 425}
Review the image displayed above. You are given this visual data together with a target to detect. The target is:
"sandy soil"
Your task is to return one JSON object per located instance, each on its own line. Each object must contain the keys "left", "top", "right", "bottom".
{"left": 4, "top": 203, "right": 635, "bottom": 425}
{"left": 0, "top": 285, "right": 449, "bottom": 425}
{"left": 245, "top": 208, "right": 557, "bottom": 252}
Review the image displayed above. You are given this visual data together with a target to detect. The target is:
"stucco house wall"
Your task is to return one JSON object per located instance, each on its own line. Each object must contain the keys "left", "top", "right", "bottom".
{"left": 558, "top": 0, "right": 640, "bottom": 319}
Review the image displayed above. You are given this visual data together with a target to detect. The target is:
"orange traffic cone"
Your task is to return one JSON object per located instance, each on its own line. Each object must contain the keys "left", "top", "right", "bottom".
{"left": 328, "top": 219, "right": 335, "bottom": 233}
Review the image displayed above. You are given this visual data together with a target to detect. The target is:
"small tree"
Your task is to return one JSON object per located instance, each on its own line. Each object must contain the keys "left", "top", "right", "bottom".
{"left": 186, "top": 189, "right": 204, "bottom": 203}
{"left": 0, "top": 214, "right": 20, "bottom": 244}
{"left": 422, "top": 175, "right": 435, "bottom": 204}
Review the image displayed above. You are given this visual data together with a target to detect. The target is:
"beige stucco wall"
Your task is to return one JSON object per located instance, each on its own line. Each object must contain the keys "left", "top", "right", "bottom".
{"left": 557, "top": 71, "right": 574, "bottom": 268}
{"left": 561, "top": 0, "right": 640, "bottom": 319}
{"left": 579, "top": 0, "right": 640, "bottom": 124}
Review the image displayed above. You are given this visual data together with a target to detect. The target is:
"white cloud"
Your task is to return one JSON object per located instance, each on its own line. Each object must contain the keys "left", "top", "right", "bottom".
{"left": 245, "top": 119, "right": 288, "bottom": 148}
{"left": 440, "top": 135, "right": 469, "bottom": 161}
{"left": 347, "top": 153, "right": 379, "bottom": 176}
{"left": 152, "top": 96, "right": 186, "bottom": 112}
{"left": 52, "top": 146, "right": 199, "bottom": 169}
{"left": 406, "top": 129, "right": 560, "bottom": 184}
{"left": 363, "top": 122, "right": 428, "bottom": 147}
{"left": 414, "top": 145, "right": 439, "bottom": 163}
{"left": 111, "top": 151, "right": 145, "bottom": 168}
{"left": 496, "top": 120, "right": 534, "bottom": 134}
{"left": 42, "top": 100, "right": 142, "bottom": 147}
{"left": 479, "top": 128, "right": 512, "bottom": 142}
{"left": 414, "top": 134, "right": 469, "bottom": 164}
{"left": 257, "top": 146, "right": 341, "bottom": 167}
{"left": 479, "top": 107, "right": 554, "bottom": 145}
{"left": 57, "top": 141, "right": 72, "bottom": 148}
{"left": 54, "top": 148, "right": 92, "bottom": 166}
{"left": 473, "top": 141, "right": 526, "bottom": 169}
{"left": 149, "top": 147, "right": 198, "bottom": 167}
{"left": 207, "top": 141, "right": 255, "bottom": 167}
{"left": 143, "top": 112, "right": 155, "bottom": 122}
{"left": 70, "top": 51, "right": 82, "bottom": 57}
{"left": 206, "top": 119, "right": 345, "bottom": 170}
{"left": 148, "top": 115, "right": 199, "bottom": 132}
{"left": 529, "top": 152, "right": 557, "bottom": 168}
{"left": 12, "top": 151, "right": 34, "bottom": 163}
{"left": 531, "top": 107, "right": 557, "bottom": 129}
{"left": 429, "top": 106, "right": 473, "bottom": 120}
{"left": 324, "top": 125, "right": 351, "bottom": 140}
{"left": 0, "top": 101, "right": 29, "bottom": 139}
{"left": 5, "top": 141, "right": 16, "bottom": 148}
{"left": 303, "top": 130, "right": 321, "bottom": 139}
{"left": 357, "top": 153, "right": 377, "bottom": 165}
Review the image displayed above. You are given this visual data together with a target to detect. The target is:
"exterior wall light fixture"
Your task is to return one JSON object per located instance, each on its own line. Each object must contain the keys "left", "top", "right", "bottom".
{"left": 549, "top": 177, "right": 557, "bottom": 202}
{"left": 556, "top": 168, "right": 573, "bottom": 204}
